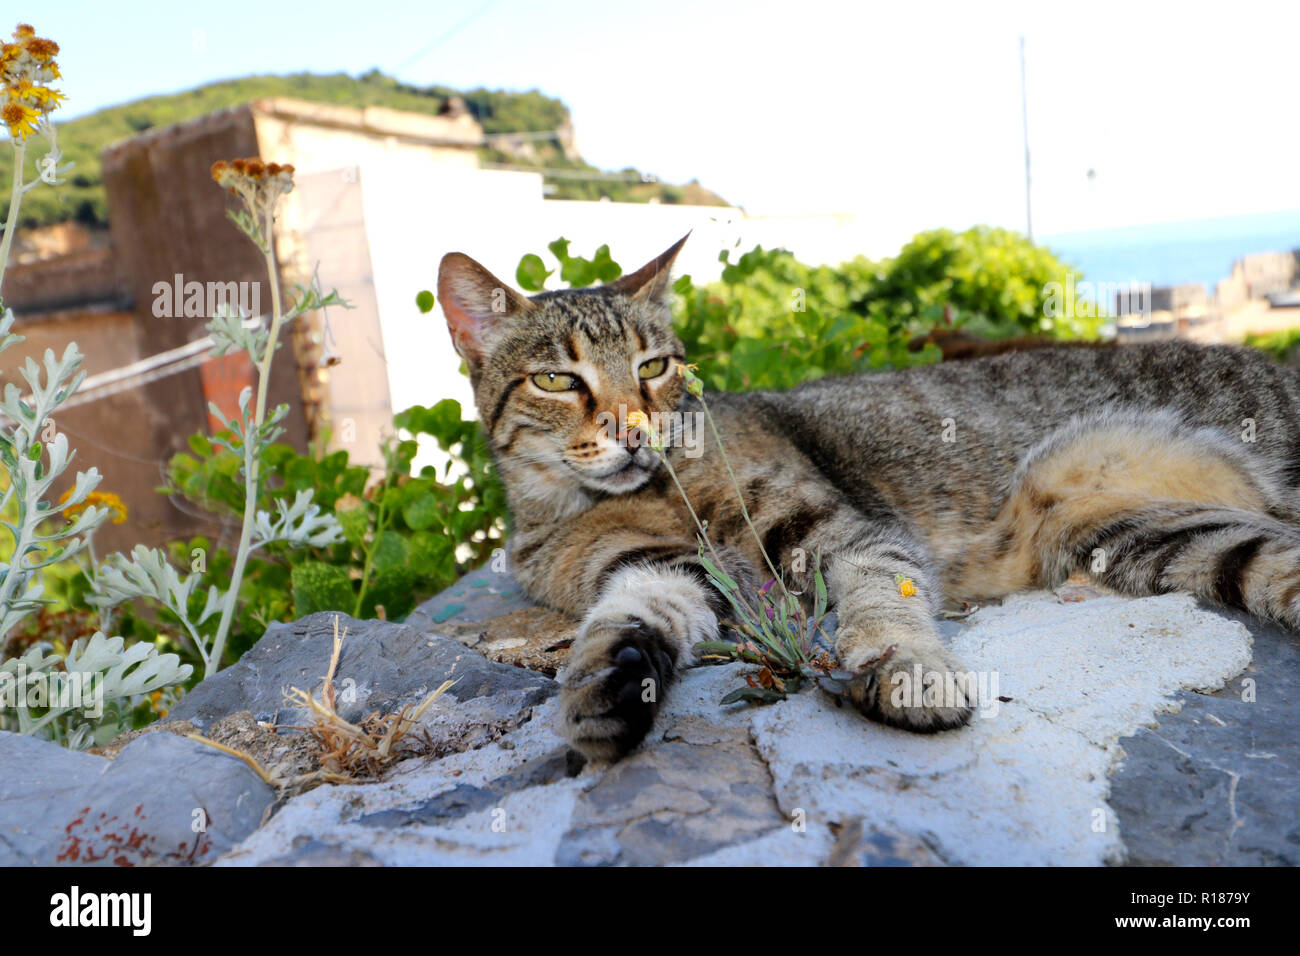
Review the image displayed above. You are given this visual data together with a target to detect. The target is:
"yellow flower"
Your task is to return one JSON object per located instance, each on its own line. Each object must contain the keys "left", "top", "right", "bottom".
{"left": 894, "top": 574, "right": 918, "bottom": 598}
{"left": 625, "top": 410, "right": 663, "bottom": 451}
{"left": 59, "top": 489, "right": 129, "bottom": 524}
{"left": 23, "top": 37, "right": 57, "bottom": 62}
{"left": 1, "top": 24, "right": 63, "bottom": 140}
{"left": 1, "top": 100, "right": 38, "bottom": 139}
{"left": 29, "top": 85, "right": 63, "bottom": 109}
{"left": 211, "top": 157, "right": 295, "bottom": 200}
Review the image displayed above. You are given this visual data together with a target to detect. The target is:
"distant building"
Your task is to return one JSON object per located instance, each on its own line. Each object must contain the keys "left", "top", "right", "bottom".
{"left": 1216, "top": 250, "right": 1299, "bottom": 310}
{"left": 1147, "top": 283, "right": 1209, "bottom": 315}
{"left": 2, "top": 97, "right": 486, "bottom": 548}
{"left": 1192, "top": 250, "right": 1300, "bottom": 344}
{"left": 1114, "top": 281, "right": 1209, "bottom": 340}
{"left": 1113, "top": 249, "right": 1300, "bottom": 346}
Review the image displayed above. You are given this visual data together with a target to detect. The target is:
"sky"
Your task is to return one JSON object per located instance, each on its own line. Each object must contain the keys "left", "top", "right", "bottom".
{"left": 26, "top": 0, "right": 1300, "bottom": 244}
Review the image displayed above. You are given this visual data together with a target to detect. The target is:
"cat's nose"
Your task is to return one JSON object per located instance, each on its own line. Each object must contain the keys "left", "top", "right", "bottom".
{"left": 618, "top": 426, "right": 644, "bottom": 450}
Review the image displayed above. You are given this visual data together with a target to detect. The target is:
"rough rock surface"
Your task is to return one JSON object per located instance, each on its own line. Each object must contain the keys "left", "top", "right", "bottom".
{"left": 167, "top": 611, "right": 556, "bottom": 732}
{"left": 0, "top": 730, "right": 273, "bottom": 865}
{"left": 6, "top": 562, "right": 1297, "bottom": 866}
{"left": 405, "top": 566, "right": 569, "bottom": 674}
{"left": 1108, "top": 608, "right": 1300, "bottom": 866}
{"left": 215, "top": 586, "right": 1263, "bottom": 866}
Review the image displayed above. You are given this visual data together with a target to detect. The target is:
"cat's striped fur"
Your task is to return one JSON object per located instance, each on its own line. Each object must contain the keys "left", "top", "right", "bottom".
{"left": 439, "top": 236, "right": 1300, "bottom": 761}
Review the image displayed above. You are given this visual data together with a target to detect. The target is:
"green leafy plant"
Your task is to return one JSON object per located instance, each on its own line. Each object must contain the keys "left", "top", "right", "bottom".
{"left": 852, "top": 226, "right": 1101, "bottom": 340}
{"left": 1244, "top": 326, "right": 1300, "bottom": 363}
{"left": 675, "top": 245, "right": 940, "bottom": 392}
{"left": 1, "top": 633, "right": 190, "bottom": 748}
{"left": 672, "top": 229, "right": 1097, "bottom": 394}
{"left": 0, "top": 27, "right": 192, "bottom": 748}
{"left": 0, "top": 329, "right": 106, "bottom": 639}
{"left": 0, "top": 311, "right": 192, "bottom": 747}
{"left": 515, "top": 237, "right": 623, "bottom": 292}
{"left": 85, "top": 158, "right": 347, "bottom": 675}
{"left": 282, "top": 399, "right": 505, "bottom": 622}
{"left": 158, "top": 396, "right": 505, "bottom": 646}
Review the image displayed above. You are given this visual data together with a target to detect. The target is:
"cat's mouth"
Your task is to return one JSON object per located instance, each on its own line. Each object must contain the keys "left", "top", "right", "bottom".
{"left": 570, "top": 453, "right": 657, "bottom": 493}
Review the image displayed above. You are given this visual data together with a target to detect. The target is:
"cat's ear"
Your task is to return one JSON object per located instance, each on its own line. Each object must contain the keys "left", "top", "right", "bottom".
{"left": 608, "top": 233, "right": 690, "bottom": 303}
{"left": 438, "top": 252, "right": 535, "bottom": 366}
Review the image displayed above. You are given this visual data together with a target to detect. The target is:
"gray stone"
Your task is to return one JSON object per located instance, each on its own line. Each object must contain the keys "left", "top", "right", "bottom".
{"left": 743, "top": 592, "right": 1253, "bottom": 866}
{"left": 356, "top": 746, "right": 574, "bottom": 829}
{"left": 405, "top": 565, "right": 535, "bottom": 632}
{"left": 0, "top": 733, "right": 109, "bottom": 866}
{"left": 825, "top": 818, "right": 946, "bottom": 867}
{"left": 168, "top": 611, "right": 555, "bottom": 730}
{"left": 15, "top": 563, "right": 1295, "bottom": 868}
{"left": 215, "top": 715, "right": 589, "bottom": 866}
{"left": 555, "top": 717, "right": 786, "bottom": 866}
{"left": 1109, "top": 606, "right": 1300, "bottom": 866}
{"left": 258, "top": 838, "right": 383, "bottom": 866}
{"left": 0, "top": 729, "right": 274, "bottom": 865}
{"left": 218, "top": 589, "right": 1272, "bottom": 867}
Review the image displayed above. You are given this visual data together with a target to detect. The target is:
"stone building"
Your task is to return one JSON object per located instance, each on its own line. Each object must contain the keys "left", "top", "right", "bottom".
{"left": 1, "top": 98, "right": 484, "bottom": 550}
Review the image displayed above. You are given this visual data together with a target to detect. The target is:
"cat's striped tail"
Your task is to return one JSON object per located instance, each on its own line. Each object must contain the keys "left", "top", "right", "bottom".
{"left": 1063, "top": 503, "right": 1300, "bottom": 627}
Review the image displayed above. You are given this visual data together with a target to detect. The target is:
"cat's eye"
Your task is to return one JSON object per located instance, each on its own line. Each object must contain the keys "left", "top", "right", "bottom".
{"left": 532, "top": 372, "right": 579, "bottom": 392}
{"left": 638, "top": 357, "right": 669, "bottom": 380}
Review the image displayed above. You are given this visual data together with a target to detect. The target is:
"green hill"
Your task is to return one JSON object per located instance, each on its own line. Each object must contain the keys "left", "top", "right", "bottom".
{"left": 2, "top": 70, "right": 728, "bottom": 229}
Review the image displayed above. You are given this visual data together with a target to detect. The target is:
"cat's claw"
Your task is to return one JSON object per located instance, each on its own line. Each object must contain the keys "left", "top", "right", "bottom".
{"left": 558, "top": 618, "right": 676, "bottom": 762}
{"left": 840, "top": 641, "right": 975, "bottom": 733}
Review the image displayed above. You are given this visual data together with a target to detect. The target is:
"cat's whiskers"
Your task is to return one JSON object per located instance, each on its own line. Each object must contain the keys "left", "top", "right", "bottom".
{"left": 491, "top": 448, "right": 560, "bottom": 467}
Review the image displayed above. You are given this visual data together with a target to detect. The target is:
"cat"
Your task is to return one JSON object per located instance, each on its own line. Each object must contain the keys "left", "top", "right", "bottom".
{"left": 438, "top": 235, "right": 1300, "bottom": 762}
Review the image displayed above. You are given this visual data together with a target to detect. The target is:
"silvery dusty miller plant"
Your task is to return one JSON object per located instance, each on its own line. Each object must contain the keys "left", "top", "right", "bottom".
{"left": 0, "top": 23, "right": 191, "bottom": 747}
{"left": 86, "top": 157, "right": 347, "bottom": 676}
{"left": 0, "top": 315, "right": 193, "bottom": 748}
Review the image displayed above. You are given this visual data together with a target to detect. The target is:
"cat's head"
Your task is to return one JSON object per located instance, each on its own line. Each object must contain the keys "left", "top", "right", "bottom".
{"left": 437, "top": 236, "right": 689, "bottom": 508}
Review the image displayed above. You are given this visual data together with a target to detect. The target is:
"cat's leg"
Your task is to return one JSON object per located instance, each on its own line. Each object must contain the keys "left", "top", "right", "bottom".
{"left": 953, "top": 412, "right": 1300, "bottom": 628}
{"left": 821, "top": 528, "right": 976, "bottom": 731}
{"left": 510, "top": 512, "right": 754, "bottom": 761}
{"left": 558, "top": 562, "right": 723, "bottom": 761}
{"left": 1065, "top": 502, "right": 1300, "bottom": 628}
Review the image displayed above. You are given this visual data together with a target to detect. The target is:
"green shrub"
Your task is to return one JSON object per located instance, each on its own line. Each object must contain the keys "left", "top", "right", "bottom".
{"left": 154, "top": 396, "right": 505, "bottom": 663}
{"left": 520, "top": 228, "right": 1092, "bottom": 395}
{"left": 1244, "top": 327, "right": 1300, "bottom": 363}
{"left": 674, "top": 245, "right": 937, "bottom": 391}
{"left": 856, "top": 226, "right": 1100, "bottom": 340}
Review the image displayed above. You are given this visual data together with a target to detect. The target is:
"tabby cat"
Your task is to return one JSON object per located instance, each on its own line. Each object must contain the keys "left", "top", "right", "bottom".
{"left": 438, "top": 235, "right": 1300, "bottom": 761}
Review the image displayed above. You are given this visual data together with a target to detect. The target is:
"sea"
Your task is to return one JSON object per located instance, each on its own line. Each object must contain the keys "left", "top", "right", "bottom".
{"left": 1040, "top": 208, "right": 1300, "bottom": 292}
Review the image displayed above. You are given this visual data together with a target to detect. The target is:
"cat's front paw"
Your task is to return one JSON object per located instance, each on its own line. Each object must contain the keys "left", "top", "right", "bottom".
{"left": 557, "top": 616, "right": 677, "bottom": 762}
{"left": 838, "top": 633, "right": 974, "bottom": 733}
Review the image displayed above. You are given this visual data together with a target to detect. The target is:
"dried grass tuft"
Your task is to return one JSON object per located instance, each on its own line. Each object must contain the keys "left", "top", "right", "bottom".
{"left": 189, "top": 614, "right": 455, "bottom": 796}
{"left": 283, "top": 614, "right": 455, "bottom": 778}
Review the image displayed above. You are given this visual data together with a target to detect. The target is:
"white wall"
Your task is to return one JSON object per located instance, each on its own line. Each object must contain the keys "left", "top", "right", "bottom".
{"left": 342, "top": 163, "right": 886, "bottom": 430}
